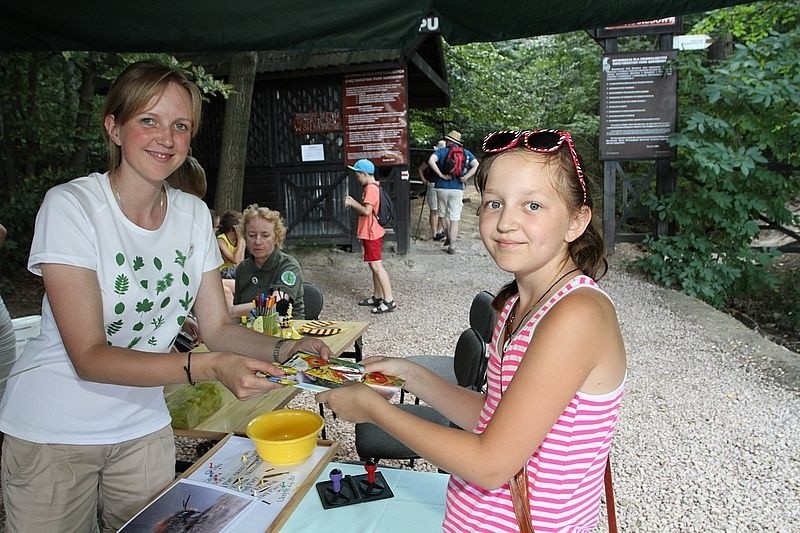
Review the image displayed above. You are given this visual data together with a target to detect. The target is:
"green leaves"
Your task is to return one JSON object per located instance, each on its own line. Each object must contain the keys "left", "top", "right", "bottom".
{"left": 637, "top": 21, "right": 800, "bottom": 309}
{"left": 411, "top": 32, "right": 601, "bottom": 150}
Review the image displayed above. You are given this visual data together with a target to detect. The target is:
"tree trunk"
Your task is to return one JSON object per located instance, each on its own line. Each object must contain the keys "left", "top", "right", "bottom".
{"left": 708, "top": 33, "right": 733, "bottom": 61}
{"left": 214, "top": 52, "right": 257, "bottom": 212}
{"left": 70, "top": 52, "right": 98, "bottom": 176}
{"left": 24, "top": 54, "right": 41, "bottom": 178}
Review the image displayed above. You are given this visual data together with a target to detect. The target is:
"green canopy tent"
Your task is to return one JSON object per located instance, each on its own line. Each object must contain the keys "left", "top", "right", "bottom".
{"left": 0, "top": 0, "right": 757, "bottom": 52}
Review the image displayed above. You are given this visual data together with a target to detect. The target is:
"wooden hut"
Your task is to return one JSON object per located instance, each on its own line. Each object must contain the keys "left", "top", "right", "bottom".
{"left": 192, "top": 35, "right": 449, "bottom": 254}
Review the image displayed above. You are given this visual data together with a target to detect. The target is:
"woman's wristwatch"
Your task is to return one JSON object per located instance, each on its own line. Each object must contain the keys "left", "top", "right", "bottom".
{"left": 272, "top": 338, "right": 292, "bottom": 364}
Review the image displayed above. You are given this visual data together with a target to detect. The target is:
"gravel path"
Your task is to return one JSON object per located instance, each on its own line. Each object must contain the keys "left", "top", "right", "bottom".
{"left": 284, "top": 201, "right": 800, "bottom": 531}
{"left": 3, "top": 194, "right": 797, "bottom": 531}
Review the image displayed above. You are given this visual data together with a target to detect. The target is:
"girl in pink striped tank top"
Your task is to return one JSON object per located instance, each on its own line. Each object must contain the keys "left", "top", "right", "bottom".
{"left": 318, "top": 130, "right": 627, "bottom": 532}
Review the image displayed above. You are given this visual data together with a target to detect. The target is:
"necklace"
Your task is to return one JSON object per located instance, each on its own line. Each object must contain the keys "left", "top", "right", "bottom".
{"left": 502, "top": 267, "right": 580, "bottom": 353}
{"left": 111, "top": 175, "right": 165, "bottom": 225}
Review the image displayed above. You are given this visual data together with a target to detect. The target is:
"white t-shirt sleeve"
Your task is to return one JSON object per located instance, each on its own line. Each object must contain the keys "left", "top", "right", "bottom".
{"left": 28, "top": 184, "right": 98, "bottom": 276}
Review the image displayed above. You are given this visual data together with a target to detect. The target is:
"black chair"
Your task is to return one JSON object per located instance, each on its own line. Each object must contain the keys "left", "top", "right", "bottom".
{"left": 401, "top": 291, "right": 495, "bottom": 403}
{"left": 354, "top": 327, "right": 487, "bottom": 467}
{"left": 468, "top": 290, "right": 496, "bottom": 392}
{"left": 469, "top": 290, "right": 496, "bottom": 345}
{"left": 302, "top": 282, "right": 324, "bottom": 320}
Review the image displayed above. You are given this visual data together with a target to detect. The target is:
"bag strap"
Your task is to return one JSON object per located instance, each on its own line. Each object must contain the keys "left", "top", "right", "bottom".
{"left": 510, "top": 467, "right": 534, "bottom": 533}
{"left": 510, "top": 456, "right": 617, "bottom": 533}
{"left": 365, "top": 182, "right": 380, "bottom": 226}
{"left": 605, "top": 456, "right": 618, "bottom": 533}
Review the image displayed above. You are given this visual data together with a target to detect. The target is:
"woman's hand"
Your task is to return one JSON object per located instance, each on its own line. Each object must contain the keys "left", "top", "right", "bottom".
{"left": 208, "top": 352, "right": 286, "bottom": 400}
{"left": 287, "top": 337, "right": 333, "bottom": 361}
{"left": 315, "top": 382, "right": 385, "bottom": 423}
{"left": 182, "top": 315, "right": 202, "bottom": 343}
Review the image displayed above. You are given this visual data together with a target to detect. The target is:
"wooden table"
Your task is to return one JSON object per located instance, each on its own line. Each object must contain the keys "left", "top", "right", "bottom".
{"left": 166, "top": 320, "right": 368, "bottom": 436}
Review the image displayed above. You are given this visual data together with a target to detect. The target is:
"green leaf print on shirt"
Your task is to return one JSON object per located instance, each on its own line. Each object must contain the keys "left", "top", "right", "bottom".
{"left": 179, "top": 291, "right": 194, "bottom": 311}
{"left": 156, "top": 273, "right": 174, "bottom": 294}
{"left": 182, "top": 272, "right": 189, "bottom": 286}
{"left": 111, "top": 251, "right": 181, "bottom": 348}
{"left": 107, "top": 320, "right": 122, "bottom": 336}
{"left": 114, "top": 274, "right": 130, "bottom": 296}
{"left": 135, "top": 299, "right": 154, "bottom": 314}
{"left": 175, "top": 249, "right": 187, "bottom": 268}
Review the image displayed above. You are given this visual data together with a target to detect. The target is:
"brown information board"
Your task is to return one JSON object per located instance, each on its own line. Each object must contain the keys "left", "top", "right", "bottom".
{"left": 343, "top": 68, "right": 408, "bottom": 166}
{"left": 600, "top": 51, "right": 677, "bottom": 160}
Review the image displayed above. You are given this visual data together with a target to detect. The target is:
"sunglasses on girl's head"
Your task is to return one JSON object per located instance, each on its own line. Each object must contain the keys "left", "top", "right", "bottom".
{"left": 481, "top": 129, "right": 588, "bottom": 205}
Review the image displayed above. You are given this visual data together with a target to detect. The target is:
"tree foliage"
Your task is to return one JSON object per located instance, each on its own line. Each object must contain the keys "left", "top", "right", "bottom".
{"left": 410, "top": 31, "right": 602, "bottom": 153}
{"left": 635, "top": 21, "right": 800, "bottom": 308}
{"left": 0, "top": 53, "right": 229, "bottom": 267}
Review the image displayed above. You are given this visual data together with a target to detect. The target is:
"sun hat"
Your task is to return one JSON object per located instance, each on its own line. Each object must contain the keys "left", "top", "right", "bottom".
{"left": 444, "top": 130, "right": 463, "bottom": 145}
{"left": 348, "top": 159, "right": 375, "bottom": 174}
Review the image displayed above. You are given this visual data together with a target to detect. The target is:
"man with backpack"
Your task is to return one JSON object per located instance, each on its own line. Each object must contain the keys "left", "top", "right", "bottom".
{"left": 427, "top": 130, "right": 480, "bottom": 254}
{"left": 417, "top": 139, "right": 447, "bottom": 241}
{"left": 345, "top": 159, "right": 396, "bottom": 314}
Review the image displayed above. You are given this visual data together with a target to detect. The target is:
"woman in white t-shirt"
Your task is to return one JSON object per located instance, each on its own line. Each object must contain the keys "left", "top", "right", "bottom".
{"left": 0, "top": 60, "right": 331, "bottom": 533}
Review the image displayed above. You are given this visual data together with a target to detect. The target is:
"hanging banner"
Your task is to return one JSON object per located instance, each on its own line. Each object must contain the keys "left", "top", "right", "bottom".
{"left": 595, "top": 17, "right": 682, "bottom": 38}
{"left": 600, "top": 51, "right": 677, "bottom": 160}
{"left": 343, "top": 68, "right": 408, "bottom": 167}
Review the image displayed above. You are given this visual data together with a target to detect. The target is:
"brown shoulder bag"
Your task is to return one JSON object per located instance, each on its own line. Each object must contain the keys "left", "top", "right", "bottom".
{"left": 510, "top": 457, "right": 618, "bottom": 533}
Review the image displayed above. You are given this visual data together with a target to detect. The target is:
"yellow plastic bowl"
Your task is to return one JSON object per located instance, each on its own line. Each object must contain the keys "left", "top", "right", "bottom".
{"left": 246, "top": 409, "right": 324, "bottom": 465}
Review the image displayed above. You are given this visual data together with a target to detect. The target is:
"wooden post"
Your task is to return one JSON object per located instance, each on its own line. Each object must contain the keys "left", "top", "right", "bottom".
{"left": 604, "top": 161, "right": 617, "bottom": 255}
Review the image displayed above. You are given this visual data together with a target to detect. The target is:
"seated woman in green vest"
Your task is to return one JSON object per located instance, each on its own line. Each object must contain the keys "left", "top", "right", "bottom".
{"left": 230, "top": 204, "right": 305, "bottom": 319}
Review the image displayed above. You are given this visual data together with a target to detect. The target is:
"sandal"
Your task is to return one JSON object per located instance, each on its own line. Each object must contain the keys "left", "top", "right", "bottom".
{"left": 371, "top": 300, "right": 396, "bottom": 314}
{"left": 358, "top": 296, "right": 383, "bottom": 306}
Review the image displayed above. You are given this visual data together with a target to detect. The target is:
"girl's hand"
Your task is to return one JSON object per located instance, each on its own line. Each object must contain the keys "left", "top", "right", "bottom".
{"left": 361, "top": 356, "right": 417, "bottom": 383}
{"left": 315, "top": 383, "right": 385, "bottom": 423}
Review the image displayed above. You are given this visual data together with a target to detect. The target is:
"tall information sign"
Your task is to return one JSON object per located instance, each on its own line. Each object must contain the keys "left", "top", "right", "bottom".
{"left": 600, "top": 51, "right": 677, "bottom": 160}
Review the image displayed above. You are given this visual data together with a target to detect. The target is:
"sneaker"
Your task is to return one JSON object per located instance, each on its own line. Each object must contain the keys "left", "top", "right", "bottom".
{"left": 447, "top": 245, "right": 455, "bottom": 255}
{"left": 433, "top": 231, "right": 445, "bottom": 241}
{"left": 443, "top": 237, "right": 451, "bottom": 246}
{"left": 358, "top": 296, "right": 383, "bottom": 306}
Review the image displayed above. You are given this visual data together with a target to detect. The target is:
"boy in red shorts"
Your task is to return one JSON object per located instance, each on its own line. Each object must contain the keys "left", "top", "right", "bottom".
{"left": 344, "top": 159, "right": 396, "bottom": 314}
